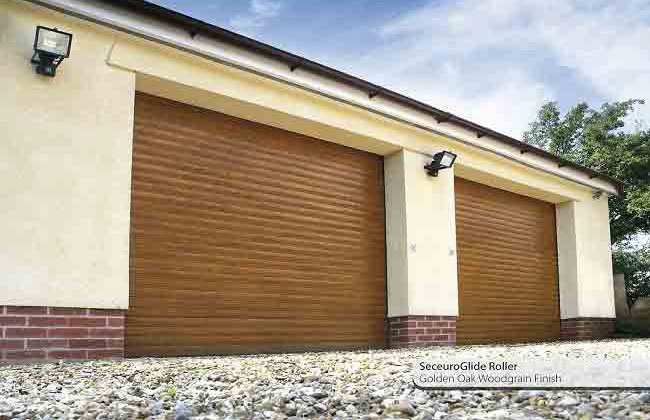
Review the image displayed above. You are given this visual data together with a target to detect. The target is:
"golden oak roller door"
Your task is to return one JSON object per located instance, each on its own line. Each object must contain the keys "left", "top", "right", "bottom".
{"left": 455, "top": 177, "right": 560, "bottom": 344}
{"left": 127, "top": 93, "right": 386, "bottom": 356}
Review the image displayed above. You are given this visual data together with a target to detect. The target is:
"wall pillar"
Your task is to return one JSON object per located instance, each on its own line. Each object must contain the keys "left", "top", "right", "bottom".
{"left": 384, "top": 149, "right": 459, "bottom": 347}
{"left": 556, "top": 198, "right": 616, "bottom": 340}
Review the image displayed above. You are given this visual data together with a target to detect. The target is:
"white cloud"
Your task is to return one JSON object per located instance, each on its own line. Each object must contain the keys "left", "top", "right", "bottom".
{"left": 229, "top": 0, "right": 282, "bottom": 34}
{"left": 348, "top": 0, "right": 650, "bottom": 137}
{"left": 534, "top": 1, "right": 650, "bottom": 101}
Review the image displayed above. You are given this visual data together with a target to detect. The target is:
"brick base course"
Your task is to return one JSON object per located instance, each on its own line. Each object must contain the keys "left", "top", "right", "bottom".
{"left": 389, "top": 315, "right": 456, "bottom": 347}
{"left": 2, "top": 308, "right": 613, "bottom": 359}
{"left": 561, "top": 317, "right": 615, "bottom": 340}
{"left": 0, "top": 306, "right": 125, "bottom": 363}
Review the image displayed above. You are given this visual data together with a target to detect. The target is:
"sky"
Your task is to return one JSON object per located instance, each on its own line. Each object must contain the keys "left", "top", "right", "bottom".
{"left": 150, "top": 0, "right": 650, "bottom": 139}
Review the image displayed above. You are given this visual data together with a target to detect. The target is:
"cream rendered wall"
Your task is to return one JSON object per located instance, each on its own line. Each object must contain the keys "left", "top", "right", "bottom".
{"left": 577, "top": 197, "right": 616, "bottom": 317}
{"left": 384, "top": 152, "right": 409, "bottom": 316}
{"left": 404, "top": 150, "right": 459, "bottom": 316}
{"left": 3, "top": 1, "right": 618, "bottom": 318}
{"left": 556, "top": 198, "right": 616, "bottom": 318}
{"left": 0, "top": 2, "right": 134, "bottom": 309}
{"left": 556, "top": 202, "right": 579, "bottom": 318}
{"left": 385, "top": 150, "right": 458, "bottom": 317}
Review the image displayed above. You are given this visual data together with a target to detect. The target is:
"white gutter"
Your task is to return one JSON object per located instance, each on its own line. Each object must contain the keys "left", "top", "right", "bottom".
{"left": 22, "top": 0, "right": 619, "bottom": 196}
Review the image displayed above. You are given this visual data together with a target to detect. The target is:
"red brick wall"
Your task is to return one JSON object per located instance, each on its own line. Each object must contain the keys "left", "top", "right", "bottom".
{"left": 389, "top": 315, "right": 456, "bottom": 347}
{"left": 561, "top": 317, "right": 615, "bottom": 340}
{"left": 0, "top": 306, "right": 125, "bottom": 363}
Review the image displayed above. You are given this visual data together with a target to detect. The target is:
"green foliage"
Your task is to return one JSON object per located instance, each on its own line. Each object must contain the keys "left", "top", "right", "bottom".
{"left": 613, "top": 246, "right": 650, "bottom": 306}
{"left": 524, "top": 102, "right": 588, "bottom": 161}
{"left": 523, "top": 99, "right": 650, "bottom": 245}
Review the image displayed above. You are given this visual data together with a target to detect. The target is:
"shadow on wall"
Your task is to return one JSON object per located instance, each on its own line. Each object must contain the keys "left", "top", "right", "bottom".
{"left": 614, "top": 273, "right": 650, "bottom": 337}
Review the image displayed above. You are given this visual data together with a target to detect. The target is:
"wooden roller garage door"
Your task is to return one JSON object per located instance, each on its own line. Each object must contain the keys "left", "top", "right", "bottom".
{"left": 127, "top": 93, "right": 386, "bottom": 356}
{"left": 455, "top": 178, "right": 560, "bottom": 344}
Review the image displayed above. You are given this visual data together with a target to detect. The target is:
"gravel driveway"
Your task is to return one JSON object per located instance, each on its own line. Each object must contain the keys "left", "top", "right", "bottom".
{"left": 1, "top": 339, "right": 650, "bottom": 420}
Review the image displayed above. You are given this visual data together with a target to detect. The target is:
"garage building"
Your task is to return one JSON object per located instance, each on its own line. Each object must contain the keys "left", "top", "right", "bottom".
{"left": 0, "top": 0, "right": 620, "bottom": 361}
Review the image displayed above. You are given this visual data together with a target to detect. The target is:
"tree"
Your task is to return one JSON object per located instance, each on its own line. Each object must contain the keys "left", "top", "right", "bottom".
{"left": 523, "top": 100, "right": 650, "bottom": 245}
{"left": 613, "top": 245, "right": 650, "bottom": 307}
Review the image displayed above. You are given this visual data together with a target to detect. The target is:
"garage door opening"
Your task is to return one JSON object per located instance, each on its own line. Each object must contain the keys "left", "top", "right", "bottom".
{"left": 455, "top": 177, "right": 560, "bottom": 344}
{"left": 127, "top": 93, "right": 387, "bottom": 356}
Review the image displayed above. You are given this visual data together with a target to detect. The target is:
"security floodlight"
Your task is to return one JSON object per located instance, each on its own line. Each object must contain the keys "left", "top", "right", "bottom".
{"left": 31, "top": 26, "right": 73, "bottom": 77}
{"left": 424, "top": 151, "right": 457, "bottom": 177}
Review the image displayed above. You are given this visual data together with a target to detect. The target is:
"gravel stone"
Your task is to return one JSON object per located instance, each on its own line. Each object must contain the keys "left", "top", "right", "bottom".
{"left": 557, "top": 396, "right": 581, "bottom": 407}
{"left": 1, "top": 339, "right": 649, "bottom": 419}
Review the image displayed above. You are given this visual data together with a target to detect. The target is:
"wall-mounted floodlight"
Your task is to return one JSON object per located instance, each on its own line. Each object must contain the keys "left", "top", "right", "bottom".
{"left": 31, "top": 26, "right": 73, "bottom": 77}
{"left": 424, "top": 151, "right": 457, "bottom": 177}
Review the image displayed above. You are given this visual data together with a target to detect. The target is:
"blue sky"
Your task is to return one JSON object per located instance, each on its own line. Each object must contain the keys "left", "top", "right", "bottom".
{"left": 150, "top": 0, "right": 650, "bottom": 139}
